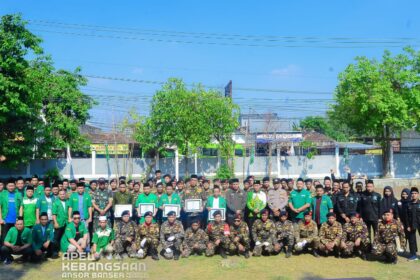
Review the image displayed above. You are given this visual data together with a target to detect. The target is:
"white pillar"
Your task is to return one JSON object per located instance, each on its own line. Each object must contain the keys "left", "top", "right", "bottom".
{"left": 389, "top": 143, "right": 395, "bottom": 178}
{"left": 335, "top": 144, "right": 340, "bottom": 178}
{"left": 156, "top": 153, "right": 160, "bottom": 170}
{"left": 194, "top": 152, "right": 198, "bottom": 174}
{"left": 175, "top": 148, "right": 179, "bottom": 180}
{"left": 92, "top": 149, "right": 96, "bottom": 178}
{"left": 277, "top": 146, "right": 281, "bottom": 178}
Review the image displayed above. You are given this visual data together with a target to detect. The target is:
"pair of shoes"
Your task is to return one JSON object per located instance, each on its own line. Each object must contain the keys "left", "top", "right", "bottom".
{"left": 106, "top": 254, "right": 113, "bottom": 260}
{"left": 407, "top": 255, "right": 418, "bottom": 261}
{"left": 4, "top": 258, "right": 13, "bottom": 265}
{"left": 244, "top": 251, "right": 250, "bottom": 259}
{"left": 313, "top": 251, "right": 320, "bottom": 258}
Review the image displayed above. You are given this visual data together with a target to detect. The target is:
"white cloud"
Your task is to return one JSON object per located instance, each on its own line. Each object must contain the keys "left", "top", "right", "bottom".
{"left": 270, "top": 64, "right": 300, "bottom": 77}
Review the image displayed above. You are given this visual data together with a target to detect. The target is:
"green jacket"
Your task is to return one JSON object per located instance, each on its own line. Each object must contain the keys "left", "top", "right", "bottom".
{"left": 68, "top": 192, "right": 92, "bottom": 220}
{"left": 311, "top": 195, "right": 333, "bottom": 225}
{"left": 246, "top": 191, "right": 267, "bottom": 218}
{"left": 32, "top": 222, "right": 54, "bottom": 250}
{"left": 0, "top": 191, "right": 23, "bottom": 220}
{"left": 52, "top": 199, "right": 68, "bottom": 228}
{"left": 135, "top": 193, "right": 158, "bottom": 224}
{"left": 4, "top": 227, "right": 32, "bottom": 245}
{"left": 34, "top": 185, "right": 45, "bottom": 199}
{"left": 206, "top": 195, "right": 227, "bottom": 209}
{"left": 157, "top": 193, "right": 182, "bottom": 208}
{"left": 36, "top": 194, "right": 55, "bottom": 215}
{"left": 60, "top": 221, "right": 88, "bottom": 252}
{"left": 289, "top": 189, "right": 312, "bottom": 219}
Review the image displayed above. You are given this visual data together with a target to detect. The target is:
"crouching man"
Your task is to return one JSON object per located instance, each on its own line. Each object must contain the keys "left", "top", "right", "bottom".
{"left": 92, "top": 216, "right": 115, "bottom": 261}
{"left": 1, "top": 217, "right": 33, "bottom": 264}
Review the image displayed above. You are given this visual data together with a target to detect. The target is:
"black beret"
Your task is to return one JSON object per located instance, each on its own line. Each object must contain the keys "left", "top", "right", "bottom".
{"left": 262, "top": 177, "right": 270, "bottom": 182}
{"left": 349, "top": 212, "right": 359, "bottom": 218}
{"left": 190, "top": 174, "right": 198, "bottom": 179}
{"left": 254, "top": 180, "right": 261, "bottom": 185}
{"left": 260, "top": 209, "right": 269, "bottom": 215}
{"left": 213, "top": 210, "right": 222, "bottom": 217}
{"left": 144, "top": 211, "right": 153, "bottom": 217}
{"left": 326, "top": 212, "right": 336, "bottom": 218}
{"left": 280, "top": 210, "right": 288, "bottom": 217}
{"left": 121, "top": 210, "right": 130, "bottom": 216}
{"left": 273, "top": 178, "right": 281, "bottom": 184}
{"left": 304, "top": 178, "right": 313, "bottom": 183}
{"left": 26, "top": 186, "right": 34, "bottom": 191}
{"left": 167, "top": 211, "right": 176, "bottom": 217}
{"left": 155, "top": 170, "right": 161, "bottom": 174}
{"left": 77, "top": 182, "right": 85, "bottom": 187}
{"left": 79, "top": 177, "right": 85, "bottom": 181}
{"left": 32, "top": 174, "right": 39, "bottom": 179}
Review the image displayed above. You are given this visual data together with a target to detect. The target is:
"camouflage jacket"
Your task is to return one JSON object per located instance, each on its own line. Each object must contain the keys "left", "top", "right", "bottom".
{"left": 374, "top": 219, "right": 406, "bottom": 247}
{"left": 114, "top": 220, "right": 136, "bottom": 241}
{"left": 160, "top": 220, "right": 184, "bottom": 246}
{"left": 206, "top": 221, "right": 230, "bottom": 242}
{"left": 294, "top": 220, "right": 318, "bottom": 242}
{"left": 229, "top": 222, "right": 250, "bottom": 245}
{"left": 342, "top": 220, "right": 368, "bottom": 242}
{"left": 274, "top": 220, "right": 294, "bottom": 241}
{"left": 92, "top": 189, "right": 113, "bottom": 217}
{"left": 137, "top": 222, "right": 159, "bottom": 240}
{"left": 319, "top": 221, "right": 342, "bottom": 246}
{"left": 251, "top": 219, "right": 276, "bottom": 243}
{"left": 183, "top": 228, "right": 208, "bottom": 247}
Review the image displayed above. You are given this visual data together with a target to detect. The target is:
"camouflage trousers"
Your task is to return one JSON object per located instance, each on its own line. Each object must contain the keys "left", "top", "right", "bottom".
{"left": 114, "top": 239, "right": 137, "bottom": 256}
{"left": 253, "top": 240, "right": 274, "bottom": 256}
{"left": 294, "top": 237, "right": 319, "bottom": 252}
{"left": 274, "top": 236, "right": 295, "bottom": 253}
{"left": 136, "top": 237, "right": 159, "bottom": 259}
{"left": 206, "top": 238, "right": 231, "bottom": 256}
{"left": 182, "top": 242, "right": 207, "bottom": 257}
{"left": 341, "top": 239, "right": 370, "bottom": 256}
{"left": 161, "top": 239, "right": 182, "bottom": 259}
{"left": 228, "top": 239, "right": 250, "bottom": 254}
{"left": 318, "top": 242, "right": 341, "bottom": 254}
{"left": 372, "top": 241, "right": 397, "bottom": 258}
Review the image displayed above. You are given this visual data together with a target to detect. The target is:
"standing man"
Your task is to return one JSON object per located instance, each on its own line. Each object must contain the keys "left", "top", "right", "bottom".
{"left": 318, "top": 213, "right": 342, "bottom": 257}
{"left": 181, "top": 175, "right": 206, "bottom": 228}
{"left": 0, "top": 179, "right": 23, "bottom": 245}
{"left": 288, "top": 178, "right": 311, "bottom": 224}
{"left": 21, "top": 186, "right": 37, "bottom": 228}
{"left": 0, "top": 217, "right": 32, "bottom": 264}
{"left": 135, "top": 183, "right": 158, "bottom": 224}
{"left": 226, "top": 178, "right": 247, "bottom": 225}
{"left": 311, "top": 184, "right": 334, "bottom": 228}
{"left": 158, "top": 184, "right": 182, "bottom": 222}
{"left": 336, "top": 181, "right": 359, "bottom": 224}
{"left": 36, "top": 185, "right": 55, "bottom": 223}
{"left": 358, "top": 180, "right": 381, "bottom": 240}
{"left": 92, "top": 177, "right": 113, "bottom": 231}
{"left": 246, "top": 180, "right": 267, "bottom": 228}
{"left": 406, "top": 187, "right": 420, "bottom": 261}
{"left": 267, "top": 178, "right": 288, "bottom": 221}
{"left": 305, "top": 178, "right": 315, "bottom": 197}
{"left": 52, "top": 189, "right": 68, "bottom": 254}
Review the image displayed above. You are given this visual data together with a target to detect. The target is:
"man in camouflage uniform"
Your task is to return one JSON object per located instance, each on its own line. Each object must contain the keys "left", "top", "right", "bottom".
{"left": 182, "top": 175, "right": 206, "bottom": 228}
{"left": 372, "top": 209, "right": 406, "bottom": 264}
{"left": 252, "top": 209, "right": 277, "bottom": 257}
{"left": 91, "top": 178, "right": 113, "bottom": 231}
{"left": 340, "top": 212, "right": 370, "bottom": 259}
{"left": 294, "top": 211, "right": 320, "bottom": 257}
{"left": 113, "top": 210, "right": 137, "bottom": 259}
{"left": 136, "top": 211, "right": 159, "bottom": 260}
{"left": 160, "top": 211, "right": 184, "bottom": 260}
{"left": 202, "top": 180, "right": 213, "bottom": 201}
{"left": 228, "top": 213, "right": 251, "bottom": 258}
{"left": 206, "top": 210, "right": 231, "bottom": 258}
{"left": 274, "top": 211, "right": 294, "bottom": 258}
{"left": 318, "top": 212, "right": 343, "bottom": 257}
{"left": 182, "top": 219, "right": 208, "bottom": 257}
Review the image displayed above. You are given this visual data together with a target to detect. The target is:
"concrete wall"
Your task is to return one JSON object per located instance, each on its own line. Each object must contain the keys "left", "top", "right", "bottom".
{"left": 0, "top": 154, "right": 418, "bottom": 179}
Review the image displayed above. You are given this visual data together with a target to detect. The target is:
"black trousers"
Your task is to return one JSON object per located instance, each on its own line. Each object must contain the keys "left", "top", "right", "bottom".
{"left": 408, "top": 229, "right": 420, "bottom": 255}
{"left": 365, "top": 220, "right": 378, "bottom": 240}
{"left": 1, "top": 245, "right": 33, "bottom": 260}
{"left": 54, "top": 226, "right": 66, "bottom": 252}
{"left": 1, "top": 223, "right": 15, "bottom": 245}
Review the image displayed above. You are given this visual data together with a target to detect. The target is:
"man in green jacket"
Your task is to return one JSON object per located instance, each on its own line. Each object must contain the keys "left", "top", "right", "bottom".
{"left": 92, "top": 216, "right": 115, "bottom": 261}
{"left": 288, "top": 178, "right": 312, "bottom": 223}
{"left": 158, "top": 184, "right": 182, "bottom": 222}
{"left": 206, "top": 186, "right": 227, "bottom": 221}
{"left": 60, "top": 211, "right": 88, "bottom": 254}
{"left": 311, "top": 184, "right": 334, "bottom": 227}
{"left": 135, "top": 183, "right": 158, "bottom": 224}
{"left": 246, "top": 180, "right": 267, "bottom": 228}
{"left": 21, "top": 186, "right": 38, "bottom": 228}
{"left": 32, "top": 212, "right": 55, "bottom": 260}
{"left": 0, "top": 217, "right": 33, "bottom": 264}
{"left": 68, "top": 183, "right": 92, "bottom": 245}
{"left": 0, "top": 179, "right": 23, "bottom": 245}
{"left": 52, "top": 189, "right": 68, "bottom": 253}
{"left": 36, "top": 185, "right": 55, "bottom": 223}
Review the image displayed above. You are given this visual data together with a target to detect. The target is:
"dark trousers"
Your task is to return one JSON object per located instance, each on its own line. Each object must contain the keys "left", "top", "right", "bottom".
{"left": 34, "top": 242, "right": 55, "bottom": 258}
{"left": 408, "top": 229, "right": 420, "bottom": 255}
{"left": 54, "top": 226, "right": 66, "bottom": 252}
{"left": 365, "top": 220, "right": 378, "bottom": 240}
{"left": 1, "top": 223, "right": 15, "bottom": 245}
{"left": 1, "top": 245, "right": 33, "bottom": 260}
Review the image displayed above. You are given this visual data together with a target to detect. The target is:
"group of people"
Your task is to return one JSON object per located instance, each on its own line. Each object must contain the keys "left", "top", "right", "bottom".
{"left": 0, "top": 170, "right": 419, "bottom": 265}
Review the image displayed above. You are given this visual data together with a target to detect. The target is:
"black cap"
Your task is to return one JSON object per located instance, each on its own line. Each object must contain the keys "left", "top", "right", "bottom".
{"left": 212, "top": 210, "right": 222, "bottom": 217}
{"left": 349, "top": 212, "right": 359, "bottom": 218}
{"left": 167, "top": 211, "right": 176, "bottom": 217}
{"left": 98, "top": 177, "right": 106, "bottom": 184}
{"left": 121, "top": 210, "right": 130, "bottom": 217}
{"left": 144, "top": 211, "right": 153, "bottom": 217}
{"left": 304, "top": 178, "right": 313, "bottom": 183}
{"left": 262, "top": 177, "right": 270, "bottom": 182}
{"left": 297, "top": 178, "right": 304, "bottom": 183}
{"left": 190, "top": 174, "right": 198, "bottom": 179}
{"left": 155, "top": 170, "right": 161, "bottom": 174}
{"left": 326, "top": 212, "right": 336, "bottom": 218}
{"left": 79, "top": 177, "right": 85, "bottom": 181}
{"left": 254, "top": 180, "right": 261, "bottom": 185}
{"left": 280, "top": 210, "right": 288, "bottom": 217}
{"left": 163, "top": 174, "right": 171, "bottom": 179}
{"left": 77, "top": 182, "right": 85, "bottom": 188}
{"left": 119, "top": 176, "right": 126, "bottom": 181}
{"left": 260, "top": 209, "right": 269, "bottom": 215}
{"left": 26, "top": 186, "right": 34, "bottom": 191}
{"left": 32, "top": 174, "right": 39, "bottom": 179}
{"left": 273, "top": 178, "right": 281, "bottom": 184}
{"left": 70, "top": 179, "right": 77, "bottom": 184}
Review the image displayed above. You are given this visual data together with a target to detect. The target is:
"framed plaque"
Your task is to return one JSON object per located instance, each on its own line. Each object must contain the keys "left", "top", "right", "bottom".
{"left": 138, "top": 203, "right": 155, "bottom": 217}
{"left": 114, "top": 204, "right": 133, "bottom": 218}
{"left": 163, "top": 204, "right": 181, "bottom": 218}
{"left": 208, "top": 208, "right": 226, "bottom": 221}
{"left": 184, "top": 199, "right": 202, "bottom": 213}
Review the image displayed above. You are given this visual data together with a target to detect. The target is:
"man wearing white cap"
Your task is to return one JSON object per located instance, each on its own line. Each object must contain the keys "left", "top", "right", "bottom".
{"left": 92, "top": 216, "right": 115, "bottom": 261}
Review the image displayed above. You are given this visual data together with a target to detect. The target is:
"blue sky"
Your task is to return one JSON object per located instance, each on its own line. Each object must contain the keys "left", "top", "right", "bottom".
{"left": 2, "top": 0, "right": 420, "bottom": 130}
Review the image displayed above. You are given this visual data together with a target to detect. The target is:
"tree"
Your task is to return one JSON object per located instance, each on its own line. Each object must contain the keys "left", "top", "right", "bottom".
{"left": 299, "top": 116, "right": 349, "bottom": 141}
{"left": 0, "top": 14, "right": 95, "bottom": 168}
{"left": 329, "top": 47, "right": 420, "bottom": 177}
{"left": 131, "top": 78, "right": 239, "bottom": 176}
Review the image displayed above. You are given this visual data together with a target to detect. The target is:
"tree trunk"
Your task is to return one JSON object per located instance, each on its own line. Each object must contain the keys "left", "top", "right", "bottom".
{"left": 382, "top": 125, "right": 394, "bottom": 178}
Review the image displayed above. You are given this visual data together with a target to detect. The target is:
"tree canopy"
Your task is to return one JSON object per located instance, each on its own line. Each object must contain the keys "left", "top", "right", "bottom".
{"left": 0, "top": 14, "right": 95, "bottom": 168}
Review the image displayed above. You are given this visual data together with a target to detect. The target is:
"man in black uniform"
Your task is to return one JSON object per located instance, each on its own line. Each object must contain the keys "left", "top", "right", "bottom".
{"left": 357, "top": 180, "right": 381, "bottom": 240}
{"left": 407, "top": 187, "right": 420, "bottom": 261}
{"left": 336, "top": 181, "right": 359, "bottom": 224}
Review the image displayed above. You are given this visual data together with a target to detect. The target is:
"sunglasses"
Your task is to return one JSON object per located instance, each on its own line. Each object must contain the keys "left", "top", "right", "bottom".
{"left": 73, "top": 217, "right": 81, "bottom": 220}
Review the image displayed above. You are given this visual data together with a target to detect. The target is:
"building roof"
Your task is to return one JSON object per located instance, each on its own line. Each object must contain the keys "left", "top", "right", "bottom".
{"left": 303, "top": 131, "right": 335, "bottom": 146}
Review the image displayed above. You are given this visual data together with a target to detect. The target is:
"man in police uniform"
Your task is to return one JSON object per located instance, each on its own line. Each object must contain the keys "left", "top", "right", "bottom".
{"left": 268, "top": 178, "right": 288, "bottom": 220}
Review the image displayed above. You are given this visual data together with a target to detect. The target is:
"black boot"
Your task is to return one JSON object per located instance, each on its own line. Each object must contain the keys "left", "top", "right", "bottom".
{"left": 174, "top": 249, "right": 180, "bottom": 260}
{"left": 151, "top": 248, "right": 159, "bottom": 261}
{"left": 313, "top": 250, "right": 320, "bottom": 258}
{"left": 285, "top": 246, "right": 292, "bottom": 258}
{"left": 220, "top": 248, "right": 227, "bottom": 259}
{"left": 244, "top": 250, "right": 250, "bottom": 259}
